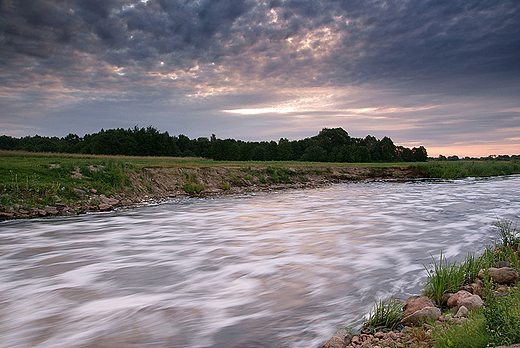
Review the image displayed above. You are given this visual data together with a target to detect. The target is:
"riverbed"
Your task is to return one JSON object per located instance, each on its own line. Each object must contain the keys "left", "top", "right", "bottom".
{"left": 1, "top": 175, "right": 519, "bottom": 347}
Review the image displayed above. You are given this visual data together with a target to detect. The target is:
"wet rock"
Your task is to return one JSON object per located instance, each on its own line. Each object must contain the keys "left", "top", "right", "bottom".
{"left": 479, "top": 267, "right": 520, "bottom": 284}
{"left": 402, "top": 295, "right": 435, "bottom": 317}
{"left": 447, "top": 290, "right": 472, "bottom": 307}
{"left": 401, "top": 306, "right": 441, "bottom": 327}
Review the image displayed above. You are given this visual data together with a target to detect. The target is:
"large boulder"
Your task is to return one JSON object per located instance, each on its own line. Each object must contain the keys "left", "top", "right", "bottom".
{"left": 478, "top": 267, "right": 519, "bottom": 284}
{"left": 402, "top": 295, "right": 435, "bottom": 317}
{"left": 447, "top": 290, "right": 472, "bottom": 307}
{"left": 401, "top": 306, "right": 441, "bottom": 327}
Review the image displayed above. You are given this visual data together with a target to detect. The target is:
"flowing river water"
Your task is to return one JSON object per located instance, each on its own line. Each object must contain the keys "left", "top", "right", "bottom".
{"left": 1, "top": 175, "right": 520, "bottom": 348}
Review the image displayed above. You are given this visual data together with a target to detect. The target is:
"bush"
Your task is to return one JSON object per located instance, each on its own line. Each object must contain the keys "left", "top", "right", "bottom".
{"left": 183, "top": 182, "right": 204, "bottom": 194}
{"left": 433, "top": 312, "right": 489, "bottom": 348}
{"left": 483, "top": 287, "right": 520, "bottom": 346}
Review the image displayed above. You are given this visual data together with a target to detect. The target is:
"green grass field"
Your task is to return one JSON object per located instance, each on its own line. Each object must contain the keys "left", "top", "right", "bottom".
{"left": 1, "top": 150, "right": 519, "bottom": 211}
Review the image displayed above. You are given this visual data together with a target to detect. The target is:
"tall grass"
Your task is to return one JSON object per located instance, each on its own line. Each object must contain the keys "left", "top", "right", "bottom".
{"left": 362, "top": 298, "right": 403, "bottom": 332}
{"left": 411, "top": 160, "right": 520, "bottom": 179}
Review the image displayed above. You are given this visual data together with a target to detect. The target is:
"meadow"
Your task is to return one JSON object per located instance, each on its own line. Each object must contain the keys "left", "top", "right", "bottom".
{"left": 1, "top": 150, "right": 519, "bottom": 213}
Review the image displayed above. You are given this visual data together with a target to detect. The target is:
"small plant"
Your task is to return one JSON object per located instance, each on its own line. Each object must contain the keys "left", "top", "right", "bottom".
{"left": 184, "top": 182, "right": 204, "bottom": 194}
{"left": 220, "top": 182, "right": 231, "bottom": 190}
{"left": 362, "top": 297, "right": 403, "bottom": 333}
{"left": 423, "top": 252, "right": 466, "bottom": 306}
{"left": 493, "top": 220, "right": 520, "bottom": 248}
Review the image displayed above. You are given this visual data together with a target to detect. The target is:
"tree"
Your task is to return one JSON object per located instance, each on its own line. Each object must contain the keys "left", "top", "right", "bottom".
{"left": 412, "top": 146, "right": 428, "bottom": 162}
{"left": 379, "top": 136, "right": 396, "bottom": 162}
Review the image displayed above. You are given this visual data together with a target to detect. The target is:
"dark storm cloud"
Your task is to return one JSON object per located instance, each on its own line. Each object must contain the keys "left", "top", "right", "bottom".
{"left": 1, "top": 0, "right": 519, "bottom": 155}
{"left": 2, "top": 0, "right": 518, "bottom": 89}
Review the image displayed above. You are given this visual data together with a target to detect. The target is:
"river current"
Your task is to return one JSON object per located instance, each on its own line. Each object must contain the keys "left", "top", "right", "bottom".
{"left": 1, "top": 175, "right": 519, "bottom": 348}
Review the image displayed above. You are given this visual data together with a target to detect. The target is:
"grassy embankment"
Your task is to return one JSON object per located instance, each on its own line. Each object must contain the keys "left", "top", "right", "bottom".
{"left": 361, "top": 221, "right": 520, "bottom": 348}
{"left": 0, "top": 150, "right": 408, "bottom": 211}
{"left": 1, "top": 150, "right": 519, "bottom": 215}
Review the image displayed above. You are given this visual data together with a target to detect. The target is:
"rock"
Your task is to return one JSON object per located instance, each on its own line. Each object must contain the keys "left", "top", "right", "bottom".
{"left": 0, "top": 212, "right": 14, "bottom": 220}
{"left": 470, "top": 281, "right": 484, "bottom": 298}
{"left": 72, "top": 188, "right": 87, "bottom": 198}
{"left": 402, "top": 295, "right": 435, "bottom": 317}
{"left": 455, "top": 305, "right": 468, "bottom": 317}
{"left": 440, "top": 292, "right": 453, "bottom": 306}
{"left": 493, "top": 261, "right": 511, "bottom": 268}
{"left": 322, "top": 329, "right": 352, "bottom": 348}
{"left": 401, "top": 306, "right": 441, "bottom": 327}
{"left": 99, "top": 195, "right": 119, "bottom": 206}
{"left": 321, "top": 336, "right": 345, "bottom": 348}
{"left": 98, "top": 203, "right": 113, "bottom": 211}
{"left": 457, "top": 295, "right": 484, "bottom": 310}
{"left": 90, "top": 188, "right": 98, "bottom": 194}
{"left": 478, "top": 267, "right": 520, "bottom": 284}
{"left": 447, "top": 290, "right": 472, "bottom": 307}
{"left": 44, "top": 206, "right": 59, "bottom": 215}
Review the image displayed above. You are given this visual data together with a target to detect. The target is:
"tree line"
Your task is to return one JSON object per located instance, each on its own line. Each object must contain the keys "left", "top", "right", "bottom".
{"left": 0, "top": 126, "right": 428, "bottom": 162}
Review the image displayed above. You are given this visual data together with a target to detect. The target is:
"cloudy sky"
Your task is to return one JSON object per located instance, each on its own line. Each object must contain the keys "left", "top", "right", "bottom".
{"left": 1, "top": 0, "right": 519, "bottom": 157}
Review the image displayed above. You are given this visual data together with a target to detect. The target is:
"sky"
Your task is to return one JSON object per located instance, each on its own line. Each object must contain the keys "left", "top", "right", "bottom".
{"left": 1, "top": 0, "right": 519, "bottom": 157}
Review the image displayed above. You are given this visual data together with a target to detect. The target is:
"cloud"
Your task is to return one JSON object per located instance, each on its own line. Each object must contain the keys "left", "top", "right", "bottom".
{"left": 1, "top": 0, "right": 519, "bottom": 156}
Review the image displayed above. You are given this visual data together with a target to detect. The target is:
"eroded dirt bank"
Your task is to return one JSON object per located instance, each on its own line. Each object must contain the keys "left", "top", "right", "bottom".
{"left": 1, "top": 165, "right": 422, "bottom": 220}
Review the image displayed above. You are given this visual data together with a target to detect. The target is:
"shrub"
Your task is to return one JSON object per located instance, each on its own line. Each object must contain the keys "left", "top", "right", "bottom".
{"left": 362, "top": 297, "right": 403, "bottom": 333}
{"left": 433, "top": 312, "right": 489, "bottom": 348}
{"left": 483, "top": 287, "right": 520, "bottom": 346}
{"left": 183, "top": 182, "right": 204, "bottom": 194}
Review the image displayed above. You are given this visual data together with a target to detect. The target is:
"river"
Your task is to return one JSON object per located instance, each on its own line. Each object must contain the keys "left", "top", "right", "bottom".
{"left": 1, "top": 175, "right": 519, "bottom": 348}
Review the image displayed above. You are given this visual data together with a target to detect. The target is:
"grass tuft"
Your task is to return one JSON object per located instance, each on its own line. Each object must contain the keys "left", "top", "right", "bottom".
{"left": 362, "top": 297, "right": 403, "bottom": 332}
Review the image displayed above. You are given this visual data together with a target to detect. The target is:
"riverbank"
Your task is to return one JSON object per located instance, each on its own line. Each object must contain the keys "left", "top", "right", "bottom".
{"left": 322, "top": 221, "right": 520, "bottom": 348}
{"left": 1, "top": 150, "right": 520, "bottom": 220}
{"left": 0, "top": 150, "right": 422, "bottom": 220}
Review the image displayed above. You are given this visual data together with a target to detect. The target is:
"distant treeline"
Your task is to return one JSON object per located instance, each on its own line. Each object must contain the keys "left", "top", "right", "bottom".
{"left": 0, "top": 126, "right": 428, "bottom": 162}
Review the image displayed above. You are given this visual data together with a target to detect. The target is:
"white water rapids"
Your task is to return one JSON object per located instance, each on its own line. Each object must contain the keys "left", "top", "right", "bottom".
{"left": 1, "top": 176, "right": 519, "bottom": 347}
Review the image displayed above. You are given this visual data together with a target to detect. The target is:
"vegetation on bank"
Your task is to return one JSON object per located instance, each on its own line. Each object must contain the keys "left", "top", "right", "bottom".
{"left": 1, "top": 150, "right": 520, "bottom": 215}
{"left": 0, "top": 126, "right": 428, "bottom": 163}
{"left": 360, "top": 221, "right": 520, "bottom": 347}
{"left": 411, "top": 160, "right": 520, "bottom": 179}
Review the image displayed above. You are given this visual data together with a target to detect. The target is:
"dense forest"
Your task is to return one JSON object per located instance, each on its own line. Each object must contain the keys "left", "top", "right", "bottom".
{"left": 0, "top": 126, "right": 428, "bottom": 162}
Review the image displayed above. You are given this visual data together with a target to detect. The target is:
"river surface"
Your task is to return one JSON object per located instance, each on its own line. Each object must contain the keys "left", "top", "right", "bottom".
{"left": 1, "top": 175, "right": 520, "bottom": 348}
